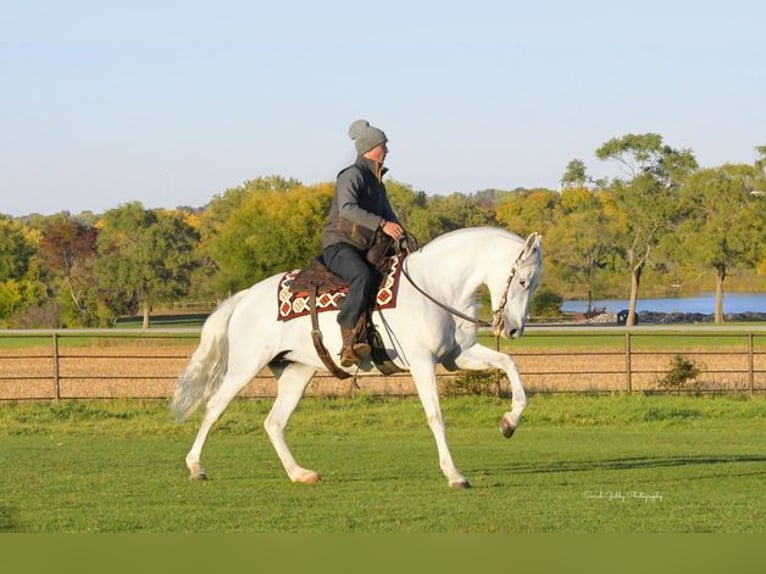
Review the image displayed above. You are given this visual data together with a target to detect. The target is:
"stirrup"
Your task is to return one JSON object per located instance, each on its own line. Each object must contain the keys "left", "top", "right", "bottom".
{"left": 340, "top": 346, "right": 361, "bottom": 367}
{"left": 352, "top": 341, "right": 371, "bottom": 358}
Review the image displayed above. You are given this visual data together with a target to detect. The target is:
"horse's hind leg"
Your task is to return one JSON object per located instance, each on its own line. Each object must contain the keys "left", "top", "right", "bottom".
{"left": 184, "top": 357, "right": 269, "bottom": 480}
{"left": 264, "top": 362, "right": 318, "bottom": 484}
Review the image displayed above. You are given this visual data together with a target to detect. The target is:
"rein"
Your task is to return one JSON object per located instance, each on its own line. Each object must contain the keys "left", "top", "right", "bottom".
{"left": 400, "top": 263, "right": 493, "bottom": 328}
{"left": 400, "top": 245, "right": 526, "bottom": 347}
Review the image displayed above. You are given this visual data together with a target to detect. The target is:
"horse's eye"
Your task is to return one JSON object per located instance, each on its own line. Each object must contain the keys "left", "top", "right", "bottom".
{"left": 519, "top": 279, "right": 527, "bottom": 289}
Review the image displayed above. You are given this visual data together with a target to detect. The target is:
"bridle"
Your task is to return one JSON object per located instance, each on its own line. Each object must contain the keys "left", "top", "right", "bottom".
{"left": 400, "top": 245, "right": 530, "bottom": 340}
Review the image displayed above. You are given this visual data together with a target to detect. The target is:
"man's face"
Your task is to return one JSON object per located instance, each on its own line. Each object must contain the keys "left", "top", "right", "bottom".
{"left": 366, "top": 142, "right": 388, "bottom": 164}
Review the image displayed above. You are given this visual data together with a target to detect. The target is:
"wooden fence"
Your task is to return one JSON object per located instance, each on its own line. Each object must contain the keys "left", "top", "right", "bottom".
{"left": 0, "top": 326, "right": 764, "bottom": 400}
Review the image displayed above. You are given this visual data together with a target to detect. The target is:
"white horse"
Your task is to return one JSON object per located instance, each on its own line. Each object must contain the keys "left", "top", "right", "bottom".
{"left": 172, "top": 227, "right": 542, "bottom": 488}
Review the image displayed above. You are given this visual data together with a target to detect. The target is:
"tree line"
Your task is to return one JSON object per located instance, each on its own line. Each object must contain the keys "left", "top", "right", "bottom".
{"left": 1, "top": 133, "right": 764, "bottom": 328}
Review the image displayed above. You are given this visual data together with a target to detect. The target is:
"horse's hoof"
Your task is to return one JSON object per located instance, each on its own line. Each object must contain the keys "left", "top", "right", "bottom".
{"left": 450, "top": 479, "right": 472, "bottom": 489}
{"left": 499, "top": 415, "right": 516, "bottom": 439}
{"left": 187, "top": 461, "right": 207, "bottom": 480}
{"left": 292, "top": 470, "right": 321, "bottom": 484}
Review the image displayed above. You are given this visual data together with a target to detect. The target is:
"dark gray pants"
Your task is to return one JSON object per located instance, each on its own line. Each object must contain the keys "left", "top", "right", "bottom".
{"left": 322, "top": 243, "right": 379, "bottom": 329}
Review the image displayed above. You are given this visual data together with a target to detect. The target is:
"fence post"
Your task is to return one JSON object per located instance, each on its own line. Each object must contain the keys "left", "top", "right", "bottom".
{"left": 52, "top": 332, "right": 61, "bottom": 401}
{"left": 748, "top": 332, "right": 754, "bottom": 396}
{"left": 625, "top": 331, "right": 632, "bottom": 392}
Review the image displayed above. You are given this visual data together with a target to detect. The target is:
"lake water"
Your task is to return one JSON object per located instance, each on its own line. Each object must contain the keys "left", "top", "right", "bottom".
{"left": 561, "top": 292, "right": 766, "bottom": 315}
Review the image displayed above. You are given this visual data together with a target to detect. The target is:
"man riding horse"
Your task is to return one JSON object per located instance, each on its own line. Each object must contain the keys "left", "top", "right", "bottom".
{"left": 321, "top": 119, "right": 404, "bottom": 367}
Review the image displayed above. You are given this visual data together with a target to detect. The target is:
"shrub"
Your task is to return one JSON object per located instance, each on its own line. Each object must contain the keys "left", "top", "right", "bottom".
{"left": 442, "top": 370, "right": 508, "bottom": 397}
{"left": 10, "top": 301, "right": 60, "bottom": 328}
{"left": 656, "top": 355, "right": 703, "bottom": 392}
{"left": 530, "top": 288, "right": 564, "bottom": 319}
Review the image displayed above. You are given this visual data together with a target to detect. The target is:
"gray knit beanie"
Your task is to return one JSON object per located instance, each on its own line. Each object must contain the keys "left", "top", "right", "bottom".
{"left": 348, "top": 119, "right": 387, "bottom": 155}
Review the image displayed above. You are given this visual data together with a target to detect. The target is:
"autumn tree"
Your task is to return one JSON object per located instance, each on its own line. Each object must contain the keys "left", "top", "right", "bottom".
{"left": 495, "top": 188, "right": 559, "bottom": 237}
{"left": 546, "top": 187, "right": 620, "bottom": 315}
{"left": 38, "top": 213, "right": 100, "bottom": 326}
{"left": 0, "top": 216, "right": 46, "bottom": 325}
{"left": 207, "top": 184, "right": 334, "bottom": 292}
{"left": 194, "top": 176, "right": 304, "bottom": 298}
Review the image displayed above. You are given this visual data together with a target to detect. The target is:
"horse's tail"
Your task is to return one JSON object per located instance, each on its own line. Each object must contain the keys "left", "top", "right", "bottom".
{"left": 171, "top": 292, "right": 245, "bottom": 422}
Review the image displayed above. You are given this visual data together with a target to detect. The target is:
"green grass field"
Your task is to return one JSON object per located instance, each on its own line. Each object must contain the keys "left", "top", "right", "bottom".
{"left": 1, "top": 393, "right": 763, "bottom": 533}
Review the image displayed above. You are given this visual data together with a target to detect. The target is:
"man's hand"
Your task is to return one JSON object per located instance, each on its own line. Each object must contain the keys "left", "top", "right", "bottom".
{"left": 381, "top": 220, "right": 404, "bottom": 241}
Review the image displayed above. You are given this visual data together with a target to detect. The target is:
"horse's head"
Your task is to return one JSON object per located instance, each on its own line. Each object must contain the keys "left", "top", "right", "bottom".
{"left": 491, "top": 232, "right": 542, "bottom": 339}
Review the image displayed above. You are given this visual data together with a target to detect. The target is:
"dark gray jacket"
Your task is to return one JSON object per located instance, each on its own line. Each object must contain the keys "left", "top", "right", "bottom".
{"left": 321, "top": 156, "right": 399, "bottom": 251}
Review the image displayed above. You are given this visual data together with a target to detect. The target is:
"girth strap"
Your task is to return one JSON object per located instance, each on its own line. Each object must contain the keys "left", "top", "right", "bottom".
{"left": 309, "top": 288, "right": 352, "bottom": 380}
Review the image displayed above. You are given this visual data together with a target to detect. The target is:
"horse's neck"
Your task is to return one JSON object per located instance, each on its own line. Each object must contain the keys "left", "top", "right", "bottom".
{"left": 407, "top": 232, "right": 501, "bottom": 304}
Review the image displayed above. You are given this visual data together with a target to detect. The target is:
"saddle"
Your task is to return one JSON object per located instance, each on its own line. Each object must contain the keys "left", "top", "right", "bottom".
{"left": 288, "top": 256, "right": 348, "bottom": 295}
{"left": 289, "top": 230, "right": 400, "bottom": 294}
{"left": 288, "top": 252, "right": 403, "bottom": 379}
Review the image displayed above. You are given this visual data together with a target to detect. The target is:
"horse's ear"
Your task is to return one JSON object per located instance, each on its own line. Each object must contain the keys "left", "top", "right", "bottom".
{"left": 524, "top": 232, "right": 541, "bottom": 255}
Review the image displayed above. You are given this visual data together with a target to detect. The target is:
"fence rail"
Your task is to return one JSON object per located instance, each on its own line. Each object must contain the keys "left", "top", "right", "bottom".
{"left": 0, "top": 326, "right": 764, "bottom": 400}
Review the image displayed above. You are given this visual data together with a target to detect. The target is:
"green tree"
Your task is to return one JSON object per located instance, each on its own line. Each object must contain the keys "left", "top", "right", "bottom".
{"left": 95, "top": 203, "right": 201, "bottom": 327}
{"left": 561, "top": 159, "right": 590, "bottom": 188}
{"left": 596, "top": 133, "right": 698, "bottom": 325}
{"left": 754, "top": 145, "right": 766, "bottom": 175}
{"left": 382, "top": 180, "right": 432, "bottom": 243}
{"left": 241, "top": 175, "right": 302, "bottom": 193}
{"left": 754, "top": 146, "right": 766, "bottom": 275}
{"left": 674, "top": 165, "right": 765, "bottom": 322}
{"left": 561, "top": 159, "right": 608, "bottom": 189}
{"left": 426, "top": 192, "right": 498, "bottom": 236}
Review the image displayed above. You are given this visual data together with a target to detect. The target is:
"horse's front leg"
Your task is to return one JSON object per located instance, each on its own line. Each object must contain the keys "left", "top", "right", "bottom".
{"left": 409, "top": 357, "right": 470, "bottom": 489}
{"left": 451, "top": 344, "right": 527, "bottom": 439}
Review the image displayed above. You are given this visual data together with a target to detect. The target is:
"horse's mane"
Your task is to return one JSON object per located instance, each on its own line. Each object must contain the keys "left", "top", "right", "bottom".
{"left": 417, "top": 226, "right": 524, "bottom": 255}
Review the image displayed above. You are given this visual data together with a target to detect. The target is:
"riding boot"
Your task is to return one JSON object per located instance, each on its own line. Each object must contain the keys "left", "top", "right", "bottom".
{"left": 351, "top": 315, "right": 372, "bottom": 359}
{"left": 340, "top": 326, "right": 361, "bottom": 367}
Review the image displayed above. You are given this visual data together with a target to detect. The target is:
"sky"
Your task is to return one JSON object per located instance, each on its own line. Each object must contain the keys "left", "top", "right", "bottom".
{"left": 2, "top": 0, "right": 765, "bottom": 216}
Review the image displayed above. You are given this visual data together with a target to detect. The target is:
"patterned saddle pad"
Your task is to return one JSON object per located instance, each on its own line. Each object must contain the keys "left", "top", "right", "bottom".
{"left": 277, "top": 253, "right": 405, "bottom": 322}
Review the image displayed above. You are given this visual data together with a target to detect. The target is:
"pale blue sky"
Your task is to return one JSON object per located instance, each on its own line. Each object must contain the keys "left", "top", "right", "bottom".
{"left": 2, "top": 1, "right": 764, "bottom": 216}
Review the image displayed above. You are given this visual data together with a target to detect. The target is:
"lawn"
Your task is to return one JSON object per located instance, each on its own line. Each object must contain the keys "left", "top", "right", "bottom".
{"left": 1, "top": 393, "right": 763, "bottom": 533}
